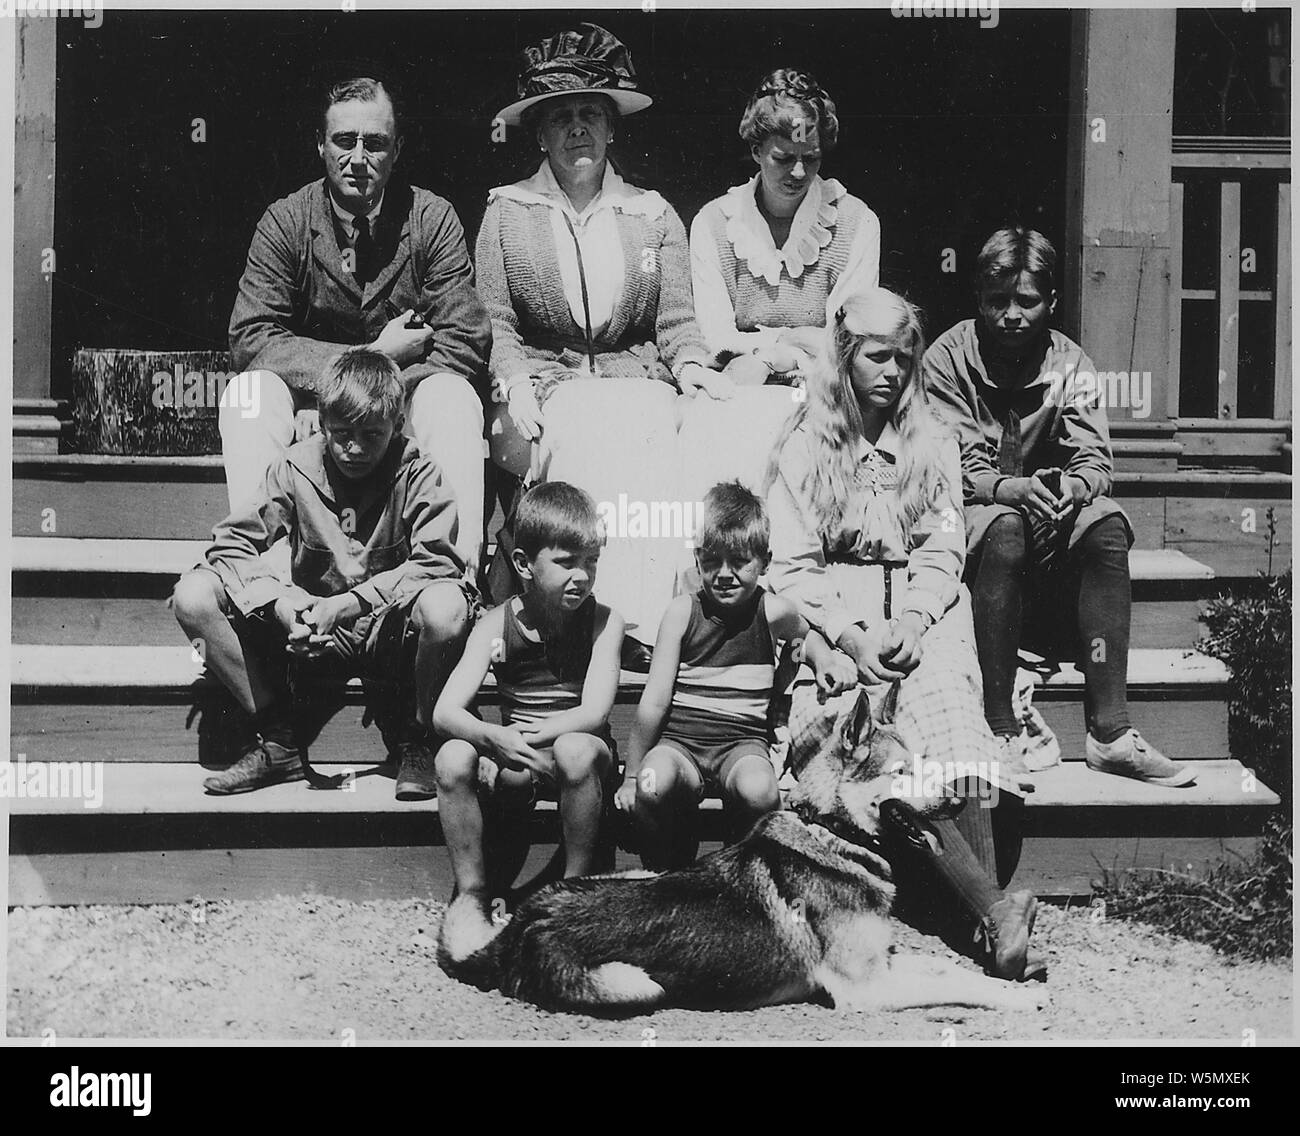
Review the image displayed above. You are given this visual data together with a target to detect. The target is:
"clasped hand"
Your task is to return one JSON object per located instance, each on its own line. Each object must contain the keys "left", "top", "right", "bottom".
{"left": 999, "top": 467, "right": 1088, "bottom": 526}
{"left": 276, "top": 592, "right": 362, "bottom": 657}
{"left": 486, "top": 725, "right": 549, "bottom": 776}
{"left": 839, "top": 612, "right": 926, "bottom": 684}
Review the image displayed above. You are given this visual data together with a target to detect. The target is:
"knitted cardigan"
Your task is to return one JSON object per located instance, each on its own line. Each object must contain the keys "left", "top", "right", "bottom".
{"left": 474, "top": 183, "right": 710, "bottom": 401}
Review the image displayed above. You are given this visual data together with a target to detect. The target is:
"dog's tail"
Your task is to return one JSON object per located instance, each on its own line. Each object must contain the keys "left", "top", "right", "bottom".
{"left": 436, "top": 893, "right": 510, "bottom": 990}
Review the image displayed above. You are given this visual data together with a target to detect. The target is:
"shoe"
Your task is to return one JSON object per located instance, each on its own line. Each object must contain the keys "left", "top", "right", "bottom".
{"left": 1019, "top": 717, "right": 1061, "bottom": 772}
{"left": 983, "top": 889, "right": 1037, "bottom": 981}
{"left": 994, "top": 734, "right": 1037, "bottom": 793}
{"left": 203, "top": 737, "right": 303, "bottom": 795}
{"left": 1022, "top": 951, "right": 1049, "bottom": 983}
{"left": 620, "top": 635, "right": 653, "bottom": 673}
{"left": 394, "top": 736, "right": 438, "bottom": 801}
{"left": 1085, "top": 729, "right": 1196, "bottom": 787}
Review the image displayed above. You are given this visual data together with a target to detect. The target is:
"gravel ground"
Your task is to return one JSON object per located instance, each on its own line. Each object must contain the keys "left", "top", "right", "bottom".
{"left": 6, "top": 898, "right": 1292, "bottom": 1043}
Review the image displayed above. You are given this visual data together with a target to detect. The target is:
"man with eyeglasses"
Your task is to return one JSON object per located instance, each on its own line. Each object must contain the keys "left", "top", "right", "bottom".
{"left": 225, "top": 75, "right": 491, "bottom": 572}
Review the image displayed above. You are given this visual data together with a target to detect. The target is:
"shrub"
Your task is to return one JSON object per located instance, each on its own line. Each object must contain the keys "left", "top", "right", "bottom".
{"left": 1096, "top": 814, "right": 1292, "bottom": 961}
{"left": 1096, "top": 571, "right": 1292, "bottom": 960}
{"left": 1199, "top": 569, "right": 1292, "bottom": 805}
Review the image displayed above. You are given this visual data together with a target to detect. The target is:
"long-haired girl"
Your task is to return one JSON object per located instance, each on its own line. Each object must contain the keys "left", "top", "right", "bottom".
{"left": 764, "top": 285, "right": 1044, "bottom": 983}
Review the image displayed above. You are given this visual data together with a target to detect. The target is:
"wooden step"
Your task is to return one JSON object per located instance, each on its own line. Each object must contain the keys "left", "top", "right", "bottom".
{"left": 11, "top": 539, "right": 1222, "bottom": 649}
{"left": 10, "top": 644, "right": 1231, "bottom": 766}
{"left": 12, "top": 454, "right": 226, "bottom": 538}
{"left": 1112, "top": 470, "right": 1291, "bottom": 575}
{"left": 13, "top": 454, "right": 1292, "bottom": 571}
{"left": 1112, "top": 438, "right": 1181, "bottom": 473}
{"left": 6, "top": 759, "right": 1276, "bottom": 905}
{"left": 1129, "top": 548, "right": 1215, "bottom": 648}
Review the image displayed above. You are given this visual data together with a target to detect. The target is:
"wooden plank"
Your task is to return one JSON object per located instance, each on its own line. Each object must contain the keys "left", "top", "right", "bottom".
{"left": 1127, "top": 549, "right": 1214, "bottom": 581}
{"left": 1068, "top": 9, "right": 1175, "bottom": 425}
{"left": 11, "top": 595, "right": 182, "bottom": 647}
{"left": 1119, "top": 496, "right": 1165, "bottom": 549}
{"left": 1036, "top": 694, "right": 1228, "bottom": 765}
{"left": 1165, "top": 496, "right": 1292, "bottom": 576}
{"left": 12, "top": 15, "right": 57, "bottom": 405}
{"left": 1010, "top": 834, "right": 1268, "bottom": 897}
{"left": 11, "top": 833, "right": 1270, "bottom": 905}
{"left": 1218, "top": 180, "right": 1241, "bottom": 419}
{"left": 1130, "top": 599, "right": 1206, "bottom": 649}
{"left": 1077, "top": 246, "right": 1170, "bottom": 422}
{"left": 1018, "top": 760, "right": 1274, "bottom": 809}
{"left": 1275, "top": 182, "right": 1291, "bottom": 420}
{"left": 12, "top": 537, "right": 208, "bottom": 574}
{"left": 7, "top": 844, "right": 658, "bottom": 907}
{"left": 1168, "top": 180, "right": 1184, "bottom": 418}
{"left": 6, "top": 760, "right": 1267, "bottom": 820}
{"left": 13, "top": 476, "right": 227, "bottom": 538}
{"left": 1115, "top": 470, "right": 1290, "bottom": 491}
{"left": 9, "top": 697, "right": 646, "bottom": 766}
{"left": 10, "top": 683, "right": 1229, "bottom": 768}
{"left": 1111, "top": 440, "right": 1179, "bottom": 472}
{"left": 1173, "top": 152, "right": 1291, "bottom": 171}
{"left": 8, "top": 644, "right": 1232, "bottom": 691}
{"left": 1176, "top": 430, "right": 1288, "bottom": 460}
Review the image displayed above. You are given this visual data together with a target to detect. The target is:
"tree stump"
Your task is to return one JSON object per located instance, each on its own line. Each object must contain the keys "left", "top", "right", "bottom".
{"left": 69, "top": 349, "right": 236, "bottom": 455}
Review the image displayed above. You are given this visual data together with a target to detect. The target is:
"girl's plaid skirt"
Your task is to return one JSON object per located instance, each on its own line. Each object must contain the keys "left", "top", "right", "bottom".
{"left": 786, "top": 585, "right": 1018, "bottom": 794}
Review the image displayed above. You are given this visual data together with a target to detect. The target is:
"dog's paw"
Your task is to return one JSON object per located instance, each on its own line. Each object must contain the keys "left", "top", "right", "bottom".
{"left": 437, "top": 892, "right": 501, "bottom": 964}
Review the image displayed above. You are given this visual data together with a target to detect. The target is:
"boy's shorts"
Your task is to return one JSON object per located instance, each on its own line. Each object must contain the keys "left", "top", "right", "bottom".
{"left": 475, "top": 730, "right": 616, "bottom": 807}
{"left": 197, "top": 570, "right": 476, "bottom": 687}
{"left": 654, "top": 735, "right": 775, "bottom": 798}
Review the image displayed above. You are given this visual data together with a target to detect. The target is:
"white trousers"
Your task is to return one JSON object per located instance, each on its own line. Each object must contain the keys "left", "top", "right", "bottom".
{"left": 218, "top": 369, "right": 486, "bottom": 573}
{"left": 537, "top": 379, "right": 686, "bottom": 644}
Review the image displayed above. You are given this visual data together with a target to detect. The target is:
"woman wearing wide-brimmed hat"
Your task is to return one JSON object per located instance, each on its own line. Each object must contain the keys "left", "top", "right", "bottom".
{"left": 679, "top": 69, "right": 883, "bottom": 503}
{"left": 477, "top": 23, "right": 724, "bottom": 664}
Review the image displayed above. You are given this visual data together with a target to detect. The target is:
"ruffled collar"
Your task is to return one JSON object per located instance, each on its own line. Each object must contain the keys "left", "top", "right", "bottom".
{"left": 489, "top": 161, "right": 666, "bottom": 221}
{"left": 721, "top": 174, "right": 847, "bottom": 286}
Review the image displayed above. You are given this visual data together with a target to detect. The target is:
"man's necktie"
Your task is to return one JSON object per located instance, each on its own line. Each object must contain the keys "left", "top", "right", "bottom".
{"left": 997, "top": 406, "right": 1023, "bottom": 476}
{"left": 353, "top": 216, "right": 375, "bottom": 287}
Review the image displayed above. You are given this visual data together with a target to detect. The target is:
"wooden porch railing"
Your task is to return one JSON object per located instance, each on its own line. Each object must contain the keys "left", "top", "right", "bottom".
{"left": 1169, "top": 136, "right": 1291, "bottom": 422}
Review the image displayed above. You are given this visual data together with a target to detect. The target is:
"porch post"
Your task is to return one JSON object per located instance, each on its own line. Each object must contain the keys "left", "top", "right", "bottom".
{"left": 12, "top": 15, "right": 60, "bottom": 451}
{"left": 1063, "top": 8, "right": 1178, "bottom": 427}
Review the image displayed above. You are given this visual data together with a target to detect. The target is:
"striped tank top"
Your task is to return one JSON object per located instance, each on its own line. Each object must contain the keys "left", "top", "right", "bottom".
{"left": 493, "top": 595, "right": 596, "bottom": 732}
{"left": 661, "top": 589, "right": 777, "bottom": 748}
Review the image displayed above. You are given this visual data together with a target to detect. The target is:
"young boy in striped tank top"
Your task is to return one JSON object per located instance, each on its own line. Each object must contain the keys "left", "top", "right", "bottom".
{"left": 433, "top": 483, "right": 624, "bottom": 907}
{"left": 616, "top": 481, "right": 854, "bottom": 869}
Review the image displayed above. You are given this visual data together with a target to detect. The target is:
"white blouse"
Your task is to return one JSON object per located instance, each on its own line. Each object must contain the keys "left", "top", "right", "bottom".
{"left": 689, "top": 174, "right": 881, "bottom": 359}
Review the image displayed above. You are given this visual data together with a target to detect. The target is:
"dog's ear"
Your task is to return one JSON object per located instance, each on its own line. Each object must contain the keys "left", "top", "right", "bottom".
{"left": 839, "top": 687, "right": 872, "bottom": 750}
{"left": 873, "top": 680, "right": 901, "bottom": 727}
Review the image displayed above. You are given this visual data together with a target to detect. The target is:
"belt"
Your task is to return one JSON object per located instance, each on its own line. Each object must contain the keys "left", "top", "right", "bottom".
{"left": 824, "top": 556, "right": 909, "bottom": 620}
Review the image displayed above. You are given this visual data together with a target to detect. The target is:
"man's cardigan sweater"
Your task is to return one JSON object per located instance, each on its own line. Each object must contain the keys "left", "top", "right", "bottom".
{"left": 229, "top": 178, "right": 491, "bottom": 400}
{"left": 474, "top": 180, "right": 710, "bottom": 398}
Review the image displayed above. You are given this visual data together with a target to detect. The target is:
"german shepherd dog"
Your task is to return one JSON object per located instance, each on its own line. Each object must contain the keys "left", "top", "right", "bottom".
{"left": 438, "top": 686, "right": 1046, "bottom": 1015}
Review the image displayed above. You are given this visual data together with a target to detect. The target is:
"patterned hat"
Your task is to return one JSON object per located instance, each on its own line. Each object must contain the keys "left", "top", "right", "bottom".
{"left": 495, "top": 23, "right": 652, "bottom": 127}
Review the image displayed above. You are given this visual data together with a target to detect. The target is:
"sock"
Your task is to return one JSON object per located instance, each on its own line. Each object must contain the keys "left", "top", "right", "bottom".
{"left": 253, "top": 703, "right": 295, "bottom": 748}
{"left": 971, "top": 514, "right": 1028, "bottom": 738}
{"left": 916, "top": 817, "right": 1003, "bottom": 923}
{"left": 950, "top": 780, "right": 999, "bottom": 880}
{"left": 1075, "top": 516, "right": 1133, "bottom": 742}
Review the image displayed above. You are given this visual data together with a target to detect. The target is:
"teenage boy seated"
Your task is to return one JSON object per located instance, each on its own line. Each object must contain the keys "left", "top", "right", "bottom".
{"left": 432, "top": 483, "right": 624, "bottom": 914}
{"left": 924, "top": 227, "right": 1193, "bottom": 786}
{"left": 172, "top": 347, "right": 474, "bottom": 798}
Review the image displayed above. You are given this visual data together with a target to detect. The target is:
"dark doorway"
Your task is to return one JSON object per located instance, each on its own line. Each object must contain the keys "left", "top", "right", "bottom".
{"left": 51, "top": 7, "right": 1071, "bottom": 398}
